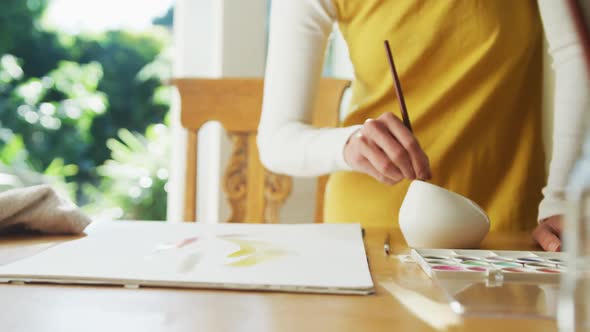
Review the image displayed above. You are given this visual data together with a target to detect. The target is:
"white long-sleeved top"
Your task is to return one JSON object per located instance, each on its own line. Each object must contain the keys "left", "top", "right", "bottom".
{"left": 257, "top": 0, "right": 589, "bottom": 221}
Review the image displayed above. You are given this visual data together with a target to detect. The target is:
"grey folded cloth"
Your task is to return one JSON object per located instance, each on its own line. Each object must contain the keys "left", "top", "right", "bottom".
{"left": 0, "top": 185, "right": 91, "bottom": 235}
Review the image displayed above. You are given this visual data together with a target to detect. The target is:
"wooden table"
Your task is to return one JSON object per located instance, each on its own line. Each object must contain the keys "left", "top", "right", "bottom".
{"left": 0, "top": 226, "right": 557, "bottom": 332}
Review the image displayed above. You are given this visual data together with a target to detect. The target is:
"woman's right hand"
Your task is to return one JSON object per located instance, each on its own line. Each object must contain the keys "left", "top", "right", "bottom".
{"left": 343, "top": 112, "right": 432, "bottom": 185}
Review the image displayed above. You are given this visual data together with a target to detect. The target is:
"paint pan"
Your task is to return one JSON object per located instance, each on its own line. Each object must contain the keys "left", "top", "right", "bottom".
{"left": 548, "top": 258, "right": 565, "bottom": 265}
{"left": 466, "top": 266, "right": 488, "bottom": 272}
{"left": 524, "top": 262, "right": 557, "bottom": 269}
{"left": 460, "top": 260, "right": 489, "bottom": 267}
{"left": 431, "top": 265, "right": 463, "bottom": 271}
{"left": 485, "top": 256, "right": 514, "bottom": 262}
{"left": 423, "top": 255, "right": 451, "bottom": 260}
{"left": 425, "top": 259, "right": 459, "bottom": 265}
{"left": 491, "top": 261, "right": 522, "bottom": 268}
{"left": 516, "top": 257, "right": 545, "bottom": 263}
{"left": 453, "top": 255, "right": 484, "bottom": 261}
{"left": 502, "top": 267, "right": 527, "bottom": 273}
{"left": 536, "top": 267, "right": 561, "bottom": 274}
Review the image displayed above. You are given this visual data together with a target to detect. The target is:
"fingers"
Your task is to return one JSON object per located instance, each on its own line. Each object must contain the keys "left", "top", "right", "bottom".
{"left": 357, "top": 133, "right": 403, "bottom": 183}
{"left": 362, "top": 119, "right": 416, "bottom": 179}
{"left": 544, "top": 216, "right": 563, "bottom": 235}
{"left": 357, "top": 157, "right": 397, "bottom": 185}
{"left": 342, "top": 112, "right": 432, "bottom": 185}
{"left": 533, "top": 222, "right": 562, "bottom": 252}
{"left": 378, "top": 112, "right": 432, "bottom": 180}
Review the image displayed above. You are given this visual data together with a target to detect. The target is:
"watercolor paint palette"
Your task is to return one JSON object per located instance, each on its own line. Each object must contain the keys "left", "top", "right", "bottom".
{"left": 411, "top": 249, "right": 565, "bottom": 283}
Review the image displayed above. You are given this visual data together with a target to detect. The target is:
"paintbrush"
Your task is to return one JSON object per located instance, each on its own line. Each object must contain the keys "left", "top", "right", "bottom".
{"left": 384, "top": 233, "right": 391, "bottom": 256}
{"left": 384, "top": 40, "right": 413, "bottom": 132}
{"left": 384, "top": 40, "right": 434, "bottom": 183}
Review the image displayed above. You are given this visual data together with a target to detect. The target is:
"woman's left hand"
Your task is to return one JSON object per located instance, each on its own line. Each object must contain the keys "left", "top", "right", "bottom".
{"left": 532, "top": 215, "right": 563, "bottom": 252}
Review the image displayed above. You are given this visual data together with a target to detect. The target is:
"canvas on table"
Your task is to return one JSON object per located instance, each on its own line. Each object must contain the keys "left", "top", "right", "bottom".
{"left": 0, "top": 221, "right": 374, "bottom": 295}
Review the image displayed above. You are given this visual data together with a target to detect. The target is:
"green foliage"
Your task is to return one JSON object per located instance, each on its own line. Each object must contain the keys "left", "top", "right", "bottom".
{"left": 0, "top": 56, "right": 107, "bottom": 178}
{"left": 0, "top": 0, "right": 172, "bottom": 219}
{"left": 83, "top": 123, "right": 169, "bottom": 221}
{"left": 153, "top": 7, "right": 174, "bottom": 28}
{"left": 1, "top": 0, "right": 74, "bottom": 79}
{"left": 0, "top": 0, "right": 49, "bottom": 55}
{"left": 0, "top": 134, "right": 78, "bottom": 200}
{"left": 75, "top": 30, "right": 170, "bottom": 167}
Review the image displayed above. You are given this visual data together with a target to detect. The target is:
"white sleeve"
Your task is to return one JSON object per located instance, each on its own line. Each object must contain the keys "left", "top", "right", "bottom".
{"left": 538, "top": 0, "right": 590, "bottom": 220}
{"left": 257, "top": 0, "right": 362, "bottom": 177}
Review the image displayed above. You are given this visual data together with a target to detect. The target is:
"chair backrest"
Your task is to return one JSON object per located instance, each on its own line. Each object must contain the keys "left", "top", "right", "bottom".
{"left": 174, "top": 78, "right": 351, "bottom": 223}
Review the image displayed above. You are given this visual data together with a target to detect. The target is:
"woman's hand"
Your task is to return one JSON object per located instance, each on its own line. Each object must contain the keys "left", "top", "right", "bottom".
{"left": 532, "top": 215, "right": 563, "bottom": 252}
{"left": 343, "top": 112, "right": 431, "bottom": 185}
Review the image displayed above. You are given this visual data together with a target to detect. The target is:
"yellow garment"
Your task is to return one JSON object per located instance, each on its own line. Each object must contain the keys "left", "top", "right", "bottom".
{"left": 324, "top": 0, "right": 546, "bottom": 231}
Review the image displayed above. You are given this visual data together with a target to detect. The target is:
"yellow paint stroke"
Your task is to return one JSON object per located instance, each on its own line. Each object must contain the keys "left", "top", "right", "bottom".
{"left": 228, "top": 249, "right": 286, "bottom": 267}
{"left": 176, "top": 236, "right": 199, "bottom": 248}
{"left": 227, "top": 241, "right": 257, "bottom": 258}
{"left": 224, "top": 238, "right": 288, "bottom": 267}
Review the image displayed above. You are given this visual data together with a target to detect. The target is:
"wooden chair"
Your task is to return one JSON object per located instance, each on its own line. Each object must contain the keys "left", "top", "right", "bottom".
{"left": 173, "top": 78, "right": 350, "bottom": 223}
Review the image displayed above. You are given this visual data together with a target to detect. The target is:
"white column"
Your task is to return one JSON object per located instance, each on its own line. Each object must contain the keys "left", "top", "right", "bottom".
{"left": 168, "top": 0, "right": 267, "bottom": 223}
{"left": 217, "top": 0, "right": 268, "bottom": 221}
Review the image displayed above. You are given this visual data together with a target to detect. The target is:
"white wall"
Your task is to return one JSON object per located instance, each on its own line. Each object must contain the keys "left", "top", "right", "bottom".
{"left": 218, "top": 0, "right": 268, "bottom": 222}
{"left": 168, "top": 0, "right": 222, "bottom": 223}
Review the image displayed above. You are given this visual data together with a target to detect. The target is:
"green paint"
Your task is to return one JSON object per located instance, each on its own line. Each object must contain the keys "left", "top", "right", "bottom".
{"left": 461, "top": 260, "right": 488, "bottom": 266}
{"left": 492, "top": 261, "right": 521, "bottom": 268}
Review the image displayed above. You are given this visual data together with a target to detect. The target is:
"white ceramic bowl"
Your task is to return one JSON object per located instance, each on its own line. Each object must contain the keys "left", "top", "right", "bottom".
{"left": 399, "top": 180, "right": 490, "bottom": 249}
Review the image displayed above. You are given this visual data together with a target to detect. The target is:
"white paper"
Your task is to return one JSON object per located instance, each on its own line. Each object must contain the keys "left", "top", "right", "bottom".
{"left": 0, "top": 221, "right": 374, "bottom": 294}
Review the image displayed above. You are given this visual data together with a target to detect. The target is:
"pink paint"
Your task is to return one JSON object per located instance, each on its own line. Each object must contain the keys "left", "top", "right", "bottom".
{"left": 467, "top": 266, "right": 487, "bottom": 272}
{"left": 432, "top": 265, "right": 462, "bottom": 271}
{"left": 176, "top": 237, "right": 200, "bottom": 248}
{"left": 537, "top": 268, "right": 561, "bottom": 274}
{"left": 502, "top": 267, "right": 526, "bottom": 273}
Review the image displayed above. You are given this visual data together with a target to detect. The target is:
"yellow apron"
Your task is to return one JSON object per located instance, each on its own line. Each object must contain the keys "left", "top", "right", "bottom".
{"left": 325, "top": 0, "right": 546, "bottom": 231}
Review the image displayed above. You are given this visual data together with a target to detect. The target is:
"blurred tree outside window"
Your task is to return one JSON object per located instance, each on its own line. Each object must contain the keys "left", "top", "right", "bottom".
{"left": 0, "top": 0, "right": 173, "bottom": 220}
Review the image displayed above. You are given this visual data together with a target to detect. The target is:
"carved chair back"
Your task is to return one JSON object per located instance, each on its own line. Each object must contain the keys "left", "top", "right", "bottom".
{"left": 173, "top": 78, "right": 350, "bottom": 222}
